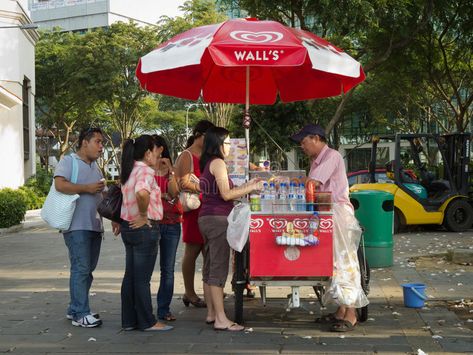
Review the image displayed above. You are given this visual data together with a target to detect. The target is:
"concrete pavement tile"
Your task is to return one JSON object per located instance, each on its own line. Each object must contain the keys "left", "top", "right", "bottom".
{"left": 190, "top": 342, "right": 280, "bottom": 354}
{"left": 372, "top": 343, "right": 416, "bottom": 353}
{"left": 98, "top": 342, "right": 192, "bottom": 353}
{"left": 435, "top": 337, "right": 473, "bottom": 353}
{"left": 281, "top": 343, "right": 374, "bottom": 353}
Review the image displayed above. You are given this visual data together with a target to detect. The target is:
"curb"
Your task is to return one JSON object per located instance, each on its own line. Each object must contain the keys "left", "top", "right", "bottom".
{"left": 0, "top": 224, "right": 23, "bottom": 236}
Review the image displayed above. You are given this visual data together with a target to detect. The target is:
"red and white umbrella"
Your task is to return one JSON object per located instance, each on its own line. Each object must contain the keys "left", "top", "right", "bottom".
{"left": 136, "top": 18, "right": 365, "bottom": 147}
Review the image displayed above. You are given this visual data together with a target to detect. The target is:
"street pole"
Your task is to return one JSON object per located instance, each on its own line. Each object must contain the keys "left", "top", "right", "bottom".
{"left": 185, "top": 103, "right": 208, "bottom": 141}
{"left": 185, "top": 104, "right": 197, "bottom": 142}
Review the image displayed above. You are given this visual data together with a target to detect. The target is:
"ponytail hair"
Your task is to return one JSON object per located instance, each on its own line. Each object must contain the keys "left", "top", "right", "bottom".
{"left": 120, "top": 134, "right": 156, "bottom": 185}
{"left": 185, "top": 119, "right": 214, "bottom": 148}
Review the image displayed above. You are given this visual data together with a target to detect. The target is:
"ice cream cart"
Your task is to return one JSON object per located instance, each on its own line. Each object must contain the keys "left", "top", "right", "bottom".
{"left": 232, "top": 196, "right": 370, "bottom": 324}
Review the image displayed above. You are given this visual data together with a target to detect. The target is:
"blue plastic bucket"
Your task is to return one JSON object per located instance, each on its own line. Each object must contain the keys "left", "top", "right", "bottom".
{"left": 401, "top": 283, "right": 427, "bottom": 308}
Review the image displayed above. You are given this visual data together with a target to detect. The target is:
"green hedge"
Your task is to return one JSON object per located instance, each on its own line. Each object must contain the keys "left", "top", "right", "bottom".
{"left": 0, "top": 188, "right": 28, "bottom": 228}
{"left": 25, "top": 167, "right": 53, "bottom": 197}
{"left": 18, "top": 186, "right": 46, "bottom": 210}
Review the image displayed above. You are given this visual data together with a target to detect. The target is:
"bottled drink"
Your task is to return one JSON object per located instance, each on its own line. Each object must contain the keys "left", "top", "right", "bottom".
{"left": 267, "top": 182, "right": 276, "bottom": 212}
{"left": 250, "top": 192, "right": 261, "bottom": 212}
{"left": 278, "top": 183, "right": 287, "bottom": 212}
{"left": 306, "top": 180, "right": 316, "bottom": 211}
{"left": 260, "top": 182, "right": 268, "bottom": 212}
{"left": 288, "top": 182, "right": 297, "bottom": 211}
{"left": 297, "top": 183, "right": 306, "bottom": 211}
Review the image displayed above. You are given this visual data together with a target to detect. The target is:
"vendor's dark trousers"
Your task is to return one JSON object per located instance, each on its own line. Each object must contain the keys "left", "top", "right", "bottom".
{"left": 120, "top": 222, "right": 159, "bottom": 330}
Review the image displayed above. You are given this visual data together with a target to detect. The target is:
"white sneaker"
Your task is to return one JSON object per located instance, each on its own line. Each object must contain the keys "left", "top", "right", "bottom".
{"left": 67, "top": 312, "right": 99, "bottom": 320}
{"left": 72, "top": 314, "right": 102, "bottom": 328}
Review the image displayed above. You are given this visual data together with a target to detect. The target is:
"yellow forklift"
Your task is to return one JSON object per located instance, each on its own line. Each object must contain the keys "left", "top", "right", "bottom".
{"left": 350, "top": 133, "right": 472, "bottom": 233}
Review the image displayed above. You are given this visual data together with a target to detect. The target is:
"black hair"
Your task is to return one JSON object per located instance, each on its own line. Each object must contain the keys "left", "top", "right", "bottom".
{"left": 152, "top": 134, "right": 172, "bottom": 163}
{"left": 185, "top": 119, "right": 215, "bottom": 148}
{"left": 120, "top": 134, "right": 157, "bottom": 185}
{"left": 200, "top": 126, "right": 229, "bottom": 172}
{"left": 78, "top": 127, "right": 103, "bottom": 149}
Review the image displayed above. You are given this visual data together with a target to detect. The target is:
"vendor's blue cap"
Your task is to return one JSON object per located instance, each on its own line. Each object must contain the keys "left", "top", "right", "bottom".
{"left": 290, "top": 124, "right": 326, "bottom": 143}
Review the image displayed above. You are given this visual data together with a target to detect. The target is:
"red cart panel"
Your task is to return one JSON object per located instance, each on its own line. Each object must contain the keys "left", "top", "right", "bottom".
{"left": 249, "top": 213, "right": 333, "bottom": 277}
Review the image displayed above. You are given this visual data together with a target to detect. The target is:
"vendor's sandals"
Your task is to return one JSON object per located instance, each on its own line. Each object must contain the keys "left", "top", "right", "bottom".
{"left": 214, "top": 323, "right": 245, "bottom": 332}
{"left": 159, "top": 313, "right": 176, "bottom": 321}
{"left": 330, "top": 319, "right": 356, "bottom": 332}
{"left": 314, "top": 313, "right": 342, "bottom": 324}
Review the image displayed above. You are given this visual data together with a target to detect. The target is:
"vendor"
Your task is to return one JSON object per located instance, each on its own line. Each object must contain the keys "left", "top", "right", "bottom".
{"left": 290, "top": 123, "right": 369, "bottom": 332}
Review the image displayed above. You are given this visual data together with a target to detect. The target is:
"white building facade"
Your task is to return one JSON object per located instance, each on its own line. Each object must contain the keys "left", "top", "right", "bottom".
{"left": 0, "top": 0, "right": 39, "bottom": 189}
{"left": 29, "top": 0, "right": 167, "bottom": 31}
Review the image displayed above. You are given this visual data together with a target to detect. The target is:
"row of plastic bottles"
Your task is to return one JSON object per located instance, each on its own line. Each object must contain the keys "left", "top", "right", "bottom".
{"left": 253, "top": 182, "right": 307, "bottom": 212}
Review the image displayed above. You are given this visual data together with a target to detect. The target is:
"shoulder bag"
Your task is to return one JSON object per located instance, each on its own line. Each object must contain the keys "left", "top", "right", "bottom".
{"left": 178, "top": 150, "right": 201, "bottom": 212}
{"left": 97, "top": 183, "right": 123, "bottom": 223}
{"left": 41, "top": 155, "right": 80, "bottom": 230}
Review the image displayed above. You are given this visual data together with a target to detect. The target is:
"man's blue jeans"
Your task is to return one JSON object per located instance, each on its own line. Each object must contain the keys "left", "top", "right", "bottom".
{"left": 63, "top": 230, "right": 102, "bottom": 321}
{"left": 120, "top": 222, "right": 159, "bottom": 330}
{"left": 157, "top": 223, "right": 181, "bottom": 319}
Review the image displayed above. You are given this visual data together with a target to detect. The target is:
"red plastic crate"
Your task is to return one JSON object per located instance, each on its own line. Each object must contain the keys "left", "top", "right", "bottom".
{"left": 249, "top": 213, "right": 333, "bottom": 278}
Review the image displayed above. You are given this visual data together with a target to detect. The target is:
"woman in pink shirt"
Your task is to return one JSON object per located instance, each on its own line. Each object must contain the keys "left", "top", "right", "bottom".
{"left": 119, "top": 135, "right": 172, "bottom": 332}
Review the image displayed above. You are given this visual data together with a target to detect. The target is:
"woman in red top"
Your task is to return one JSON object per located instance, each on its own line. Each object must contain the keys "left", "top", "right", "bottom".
{"left": 152, "top": 135, "right": 183, "bottom": 321}
{"left": 174, "top": 120, "right": 214, "bottom": 308}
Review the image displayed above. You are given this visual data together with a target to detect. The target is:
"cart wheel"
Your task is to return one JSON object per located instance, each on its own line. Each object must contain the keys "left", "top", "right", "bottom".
{"left": 233, "top": 248, "right": 246, "bottom": 324}
{"left": 356, "top": 243, "right": 370, "bottom": 323}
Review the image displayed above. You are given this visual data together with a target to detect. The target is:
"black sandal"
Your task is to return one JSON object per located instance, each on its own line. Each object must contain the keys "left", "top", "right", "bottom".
{"left": 330, "top": 319, "right": 356, "bottom": 332}
{"left": 159, "top": 313, "right": 176, "bottom": 321}
{"left": 182, "top": 295, "right": 207, "bottom": 308}
{"left": 314, "top": 313, "right": 341, "bottom": 324}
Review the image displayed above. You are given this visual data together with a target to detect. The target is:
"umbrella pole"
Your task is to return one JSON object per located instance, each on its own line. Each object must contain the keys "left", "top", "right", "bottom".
{"left": 243, "top": 65, "right": 251, "bottom": 160}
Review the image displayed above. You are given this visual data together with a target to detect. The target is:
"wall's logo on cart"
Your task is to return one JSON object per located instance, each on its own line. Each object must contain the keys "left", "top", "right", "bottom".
{"left": 293, "top": 219, "right": 309, "bottom": 230}
{"left": 319, "top": 219, "right": 333, "bottom": 230}
{"left": 250, "top": 218, "right": 264, "bottom": 232}
{"left": 268, "top": 218, "right": 287, "bottom": 232}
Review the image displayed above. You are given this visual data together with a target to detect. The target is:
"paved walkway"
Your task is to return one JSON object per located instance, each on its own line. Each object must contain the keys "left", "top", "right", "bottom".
{"left": 0, "top": 212, "right": 472, "bottom": 354}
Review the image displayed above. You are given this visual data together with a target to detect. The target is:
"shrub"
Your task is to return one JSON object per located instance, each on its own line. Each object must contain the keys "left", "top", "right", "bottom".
{"left": 18, "top": 186, "right": 45, "bottom": 210}
{"left": 0, "top": 188, "right": 28, "bottom": 228}
{"left": 25, "top": 167, "right": 53, "bottom": 197}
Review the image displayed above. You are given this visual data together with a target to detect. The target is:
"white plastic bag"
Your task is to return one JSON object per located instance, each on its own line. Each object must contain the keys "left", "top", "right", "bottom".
{"left": 226, "top": 203, "right": 251, "bottom": 252}
{"left": 41, "top": 156, "right": 79, "bottom": 230}
{"left": 322, "top": 203, "right": 369, "bottom": 308}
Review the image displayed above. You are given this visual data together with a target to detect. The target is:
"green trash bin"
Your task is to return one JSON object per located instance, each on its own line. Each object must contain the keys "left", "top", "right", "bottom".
{"left": 350, "top": 190, "right": 394, "bottom": 267}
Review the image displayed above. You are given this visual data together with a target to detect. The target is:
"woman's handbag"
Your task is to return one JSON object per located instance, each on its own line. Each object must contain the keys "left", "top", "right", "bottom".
{"left": 178, "top": 150, "right": 201, "bottom": 212}
{"left": 226, "top": 203, "right": 251, "bottom": 252}
{"left": 41, "top": 155, "right": 80, "bottom": 230}
{"left": 97, "top": 183, "right": 123, "bottom": 223}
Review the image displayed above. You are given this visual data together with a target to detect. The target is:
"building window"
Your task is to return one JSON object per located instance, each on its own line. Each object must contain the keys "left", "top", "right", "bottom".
{"left": 22, "top": 76, "right": 30, "bottom": 161}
